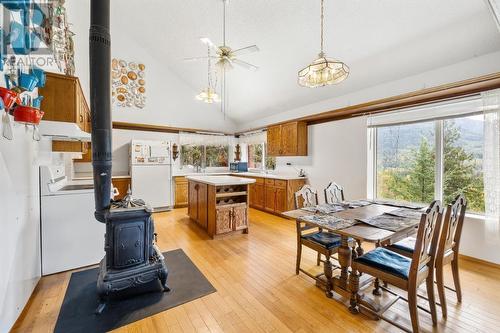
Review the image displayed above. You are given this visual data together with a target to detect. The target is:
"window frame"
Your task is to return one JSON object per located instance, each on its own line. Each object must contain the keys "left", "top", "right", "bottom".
{"left": 368, "top": 113, "right": 485, "bottom": 216}
{"left": 246, "top": 142, "right": 276, "bottom": 172}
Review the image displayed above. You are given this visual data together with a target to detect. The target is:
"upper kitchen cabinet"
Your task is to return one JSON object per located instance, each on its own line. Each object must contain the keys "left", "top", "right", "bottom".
{"left": 38, "top": 72, "right": 91, "bottom": 153}
{"left": 267, "top": 121, "right": 308, "bottom": 156}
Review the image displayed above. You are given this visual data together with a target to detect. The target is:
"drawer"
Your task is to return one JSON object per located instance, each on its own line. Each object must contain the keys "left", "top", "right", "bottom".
{"left": 275, "top": 180, "right": 287, "bottom": 188}
{"left": 254, "top": 177, "right": 264, "bottom": 184}
{"left": 265, "top": 179, "right": 275, "bottom": 186}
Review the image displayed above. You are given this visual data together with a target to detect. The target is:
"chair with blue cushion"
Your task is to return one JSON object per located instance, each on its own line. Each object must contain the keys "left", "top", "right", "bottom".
{"left": 352, "top": 200, "right": 443, "bottom": 333}
{"left": 385, "top": 194, "right": 467, "bottom": 318}
{"left": 294, "top": 185, "right": 344, "bottom": 276}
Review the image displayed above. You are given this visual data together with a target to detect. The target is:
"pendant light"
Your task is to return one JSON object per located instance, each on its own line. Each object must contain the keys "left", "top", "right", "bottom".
{"left": 196, "top": 45, "right": 221, "bottom": 103}
{"left": 298, "top": 0, "right": 349, "bottom": 88}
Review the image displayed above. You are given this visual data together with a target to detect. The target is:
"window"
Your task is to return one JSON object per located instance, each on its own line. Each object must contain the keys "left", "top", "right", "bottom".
{"left": 443, "top": 115, "right": 484, "bottom": 213}
{"left": 181, "top": 144, "right": 229, "bottom": 168}
{"left": 205, "top": 145, "right": 229, "bottom": 167}
{"left": 246, "top": 143, "right": 275, "bottom": 170}
{"left": 372, "top": 107, "right": 485, "bottom": 213}
{"left": 376, "top": 121, "right": 436, "bottom": 203}
{"left": 248, "top": 144, "right": 263, "bottom": 169}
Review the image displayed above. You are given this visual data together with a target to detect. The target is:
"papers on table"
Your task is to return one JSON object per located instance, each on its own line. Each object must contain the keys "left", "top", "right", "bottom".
{"left": 384, "top": 208, "right": 424, "bottom": 220}
{"left": 357, "top": 213, "right": 420, "bottom": 232}
{"left": 300, "top": 203, "right": 346, "bottom": 214}
{"left": 298, "top": 214, "right": 358, "bottom": 230}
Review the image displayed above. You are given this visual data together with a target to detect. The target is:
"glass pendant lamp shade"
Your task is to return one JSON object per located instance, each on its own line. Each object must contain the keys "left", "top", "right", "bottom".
{"left": 196, "top": 87, "right": 221, "bottom": 104}
{"left": 298, "top": 52, "right": 349, "bottom": 88}
{"left": 298, "top": 0, "right": 349, "bottom": 88}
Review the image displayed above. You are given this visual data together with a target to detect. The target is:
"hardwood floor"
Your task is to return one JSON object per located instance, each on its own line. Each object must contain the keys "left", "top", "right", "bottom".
{"left": 12, "top": 208, "right": 500, "bottom": 333}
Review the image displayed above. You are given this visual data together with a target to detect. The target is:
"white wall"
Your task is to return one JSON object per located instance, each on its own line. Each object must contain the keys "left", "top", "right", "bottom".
{"left": 272, "top": 117, "right": 368, "bottom": 201}
{"left": 0, "top": 127, "right": 42, "bottom": 332}
{"left": 66, "top": 0, "right": 236, "bottom": 133}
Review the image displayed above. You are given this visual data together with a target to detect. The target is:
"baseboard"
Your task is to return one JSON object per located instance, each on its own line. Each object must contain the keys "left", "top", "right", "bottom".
{"left": 459, "top": 254, "right": 500, "bottom": 269}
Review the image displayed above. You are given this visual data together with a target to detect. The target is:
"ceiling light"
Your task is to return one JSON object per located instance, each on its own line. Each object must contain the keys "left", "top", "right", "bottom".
{"left": 196, "top": 45, "right": 221, "bottom": 104}
{"left": 195, "top": 88, "right": 221, "bottom": 104}
{"left": 298, "top": 0, "right": 349, "bottom": 88}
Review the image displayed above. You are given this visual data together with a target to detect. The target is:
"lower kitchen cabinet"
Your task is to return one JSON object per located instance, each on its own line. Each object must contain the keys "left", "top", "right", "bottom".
{"left": 215, "top": 204, "right": 248, "bottom": 235}
{"left": 239, "top": 175, "right": 306, "bottom": 214}
{"left": 174, "top": 176, "right": 189, "bottom": 207}
{"left": 112, "top": 177, "right": 131, "bottom": 200}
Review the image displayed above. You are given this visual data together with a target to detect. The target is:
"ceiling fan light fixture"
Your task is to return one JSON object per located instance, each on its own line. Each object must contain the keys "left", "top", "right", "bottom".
{"left": 298, "top": 0, "right": 349, "bottom": 88}
{"left": 196, "top": 88, "right": 221, "bottom": 104}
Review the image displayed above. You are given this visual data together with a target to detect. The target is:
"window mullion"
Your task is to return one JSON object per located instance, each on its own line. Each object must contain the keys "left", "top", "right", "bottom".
{"left": 435, "top": 120, "right": 444, "bottom": 202}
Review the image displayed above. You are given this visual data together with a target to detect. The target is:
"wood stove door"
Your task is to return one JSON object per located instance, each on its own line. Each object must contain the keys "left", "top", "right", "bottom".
{"left": 113, "top": 221, "right": 145, "bottom": 268}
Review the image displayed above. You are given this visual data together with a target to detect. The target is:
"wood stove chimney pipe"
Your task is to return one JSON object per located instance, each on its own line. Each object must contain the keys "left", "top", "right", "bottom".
{"left": 89, "top": 0, "right": 112, "bottom": 222}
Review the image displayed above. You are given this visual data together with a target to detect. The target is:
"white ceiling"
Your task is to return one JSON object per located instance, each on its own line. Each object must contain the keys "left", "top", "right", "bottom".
{"left": 114, "top": 0, "right": 500, "bottom": 124}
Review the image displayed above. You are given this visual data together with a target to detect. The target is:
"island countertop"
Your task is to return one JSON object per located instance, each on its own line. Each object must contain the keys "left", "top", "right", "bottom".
{"left": 186, "top": 175, "right": 256, "bottom": 186}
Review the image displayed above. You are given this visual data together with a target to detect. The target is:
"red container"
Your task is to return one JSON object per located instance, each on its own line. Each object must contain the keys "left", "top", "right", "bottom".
{"left": 13, "top": 105, "right": 44, "bottom": 125}
{"left": 0, "top": 87, "right": 20, "bottom": 110}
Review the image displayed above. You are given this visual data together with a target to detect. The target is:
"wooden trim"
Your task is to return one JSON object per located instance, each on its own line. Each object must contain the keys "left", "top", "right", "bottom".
{"left": 236, "top": 72, "right": 500, "bottom": 134}
{"left": 112, "top": 121, "right": 231, "bottom": 135}
{"left": 459, "top": 254, "right": 500, "bottom": 270}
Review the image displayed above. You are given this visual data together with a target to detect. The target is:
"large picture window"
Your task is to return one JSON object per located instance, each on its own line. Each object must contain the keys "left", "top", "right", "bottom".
{"left": 246, "top": 143, "right": 276, "bottom": 171}
{"left": 181, "top": 144, "right": 229, "bottom": 168}
{"left": 371, "top": 98, "right": 485, "bottom": 213}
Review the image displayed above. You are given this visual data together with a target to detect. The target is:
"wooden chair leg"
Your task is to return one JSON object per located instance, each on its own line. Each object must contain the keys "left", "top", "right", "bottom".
{"left": 451, "top": 258, "right": 462, "bottom": 302}
{"left": 408, "top": 287, "right": 420, "bottom": 333}
{"left": 372, "top": 278, "right": 381, "bottom": 296}
{"left": 435, "top": 264, "right": 447, "bottom": 318}
{"left": 296, "top": 243, "right": 302, "bottom": 275}
{"left": 426, "top": 274, "right": 438, "bottom": 326}
{"left": 316, "top": 252, "right": 321, "bottom": 266}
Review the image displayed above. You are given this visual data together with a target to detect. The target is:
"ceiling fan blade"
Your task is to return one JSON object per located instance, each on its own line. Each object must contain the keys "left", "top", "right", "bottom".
{"left": 200, "top": 37, "right": 219, "bottom": 51}
{"left": 232, "top": 59, "right": 258, "bottom": 72}
{"left": 232, "top": 45, "right": 260, "bottom": 56}
{"left": 183, "top": 56, "right": 216, "bottom": 62}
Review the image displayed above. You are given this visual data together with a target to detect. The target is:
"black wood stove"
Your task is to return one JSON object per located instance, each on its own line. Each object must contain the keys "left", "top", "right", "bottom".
{"left": 89, "top": 0, "right": 169, "bottom": 314}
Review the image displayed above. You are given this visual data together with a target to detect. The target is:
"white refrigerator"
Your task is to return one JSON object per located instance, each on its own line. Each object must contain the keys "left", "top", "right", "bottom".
{"left": 130, "top": 140, "right": 173, "bottom": 211}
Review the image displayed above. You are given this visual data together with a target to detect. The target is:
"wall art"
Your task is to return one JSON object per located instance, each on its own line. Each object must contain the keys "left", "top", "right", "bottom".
{"left": 111, "top": 58, "right": 146, "bottom": 109}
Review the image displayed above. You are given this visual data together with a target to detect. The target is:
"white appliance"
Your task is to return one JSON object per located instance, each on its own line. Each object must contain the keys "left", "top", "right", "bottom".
{"left": 130, "top": 140, "right": 173, "bottom": 211}
{"left": 40, "top": 164, "right": 105, "bottom": 275}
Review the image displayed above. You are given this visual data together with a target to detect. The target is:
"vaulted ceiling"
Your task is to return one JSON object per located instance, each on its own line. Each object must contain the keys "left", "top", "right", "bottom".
{"left": 115, "top": 0, "right": 500, "bottom": 124}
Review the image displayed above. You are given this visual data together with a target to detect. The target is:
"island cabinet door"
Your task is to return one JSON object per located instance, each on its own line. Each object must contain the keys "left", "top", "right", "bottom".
{"left": 197, "top": 183, "right": 208, "bottom": 228}
{"left": 188, "top": 182, "right": 198, "bottom": 220}
{"left": 232, "top": 205, "right": 248, "bottom": 231}
{"left": 215, "top": 206, "right": 233, "bottom": 235}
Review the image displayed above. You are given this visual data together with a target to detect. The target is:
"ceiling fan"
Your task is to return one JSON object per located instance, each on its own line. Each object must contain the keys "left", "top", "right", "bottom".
{"left": 184, "top": 0, "right": 260, "bottom": 72}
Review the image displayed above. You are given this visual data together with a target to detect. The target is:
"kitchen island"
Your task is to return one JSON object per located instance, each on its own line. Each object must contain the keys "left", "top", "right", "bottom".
{"left": 186, "top": 176, "right": 256, "bottom": 238}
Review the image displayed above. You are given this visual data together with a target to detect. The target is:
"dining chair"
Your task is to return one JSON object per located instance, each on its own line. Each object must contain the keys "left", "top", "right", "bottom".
{"left": 352, "top": 200, "right": 443, "bottom": 333}
{"left": 385, "top": 194, "right": 467, "bottom": 318}
{"left": 324, "top": 182, "right": 345, "bottom": 204}
{"left": 294, "top": 185, "right": 342, "bottom": 274}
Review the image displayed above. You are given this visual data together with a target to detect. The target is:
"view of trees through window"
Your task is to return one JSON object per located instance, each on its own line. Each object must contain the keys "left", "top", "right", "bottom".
{"left": 376, "top": 114, "right": 484, "bottom": 213}
{"left": 247, "top": 143, "right": 276, "bottom": 170}
{"left": 181, "top": 144, "right": 229, "bottom": 168}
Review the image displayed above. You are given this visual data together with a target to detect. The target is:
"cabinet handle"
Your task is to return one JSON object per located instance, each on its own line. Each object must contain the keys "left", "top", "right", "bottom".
{"left": 79, "top": 114, "right": 83, "bottom": 122}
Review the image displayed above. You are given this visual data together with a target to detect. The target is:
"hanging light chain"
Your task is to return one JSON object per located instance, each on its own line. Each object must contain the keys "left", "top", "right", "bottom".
{"left": 320, "top": 0, "right": 325, "bottom": 55}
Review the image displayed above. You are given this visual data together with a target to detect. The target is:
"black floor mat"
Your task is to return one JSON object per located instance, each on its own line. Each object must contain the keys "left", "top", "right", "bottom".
{"left": 54, "top": 249, "right": 216, "bottom": 333}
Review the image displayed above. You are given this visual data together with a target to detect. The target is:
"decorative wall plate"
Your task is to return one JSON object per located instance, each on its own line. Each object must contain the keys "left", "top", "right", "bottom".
{"left": 111, "top": 58, "right": 146, "bottom": 109}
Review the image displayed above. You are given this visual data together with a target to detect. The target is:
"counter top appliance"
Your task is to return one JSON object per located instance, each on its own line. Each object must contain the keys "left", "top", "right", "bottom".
{"left": 130, "top": 139, "right": 173, "bottom": 211}
{"left": 229, "top": 162, "right": 248, "bottom": 173}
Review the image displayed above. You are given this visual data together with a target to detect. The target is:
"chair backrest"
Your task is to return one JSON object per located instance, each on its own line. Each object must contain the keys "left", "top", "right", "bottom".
{"left": 294, "top": 185, "right": 319, "bottom": 209}
{"left": 410, "top": 200, "right": 443, "bottom": 275}
{"left": 438, "top": 194, "right": 467, "bottom": 256}
{"left": 324, "top": 182, "right": 345, "bottom": 204}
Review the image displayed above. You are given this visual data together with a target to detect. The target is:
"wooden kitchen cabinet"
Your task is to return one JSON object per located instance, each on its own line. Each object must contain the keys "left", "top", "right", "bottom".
{"left": 112, "top": 177, "right": 131, "bottom": 200}
{"left": 267, "top": 121, "right": 308, "bottom": 156}
{"left": 39, "top": 72, "right": 91, "bottom": 153}
{"left": 237, "top": 175, "right": 306, "bottom": 214}
{"left": 174, "top": 176, "right": 189, "bottom": 208}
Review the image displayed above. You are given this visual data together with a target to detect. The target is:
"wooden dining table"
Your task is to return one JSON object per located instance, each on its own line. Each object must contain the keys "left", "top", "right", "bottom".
{"left": 282, "top": 202, "right": 421, "bottom": 315}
